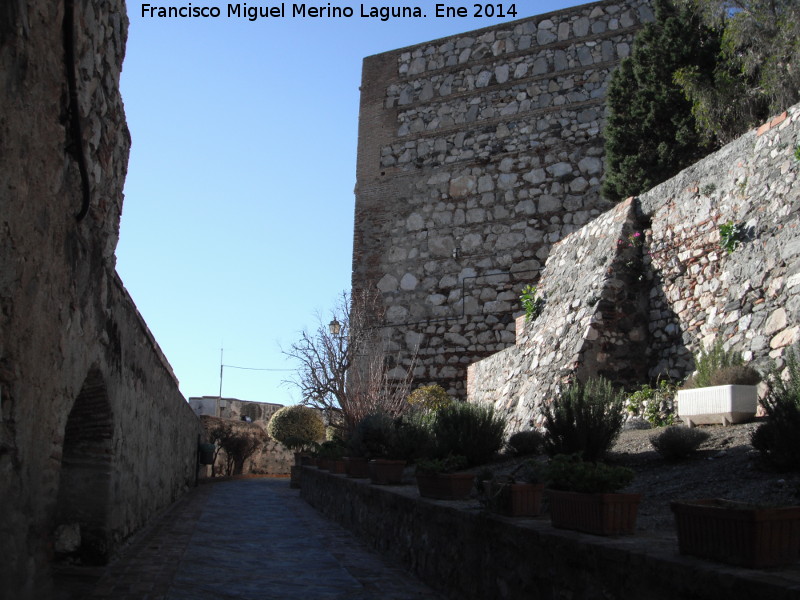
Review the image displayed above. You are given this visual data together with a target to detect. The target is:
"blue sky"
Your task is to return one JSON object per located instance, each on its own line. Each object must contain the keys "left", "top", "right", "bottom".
{"left": 117, "top": 0, "right": 587, "bottom": 405}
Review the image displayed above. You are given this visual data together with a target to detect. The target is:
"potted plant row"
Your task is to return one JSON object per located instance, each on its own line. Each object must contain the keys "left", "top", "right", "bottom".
{"left": 414, "top": 455, "right": 475, "bottom": 500}
{"left": 478, "top": 461, "right": 544, "bottom": 517}
{"left": 670, "top": 498, "right": 800, "bottom": 568}
{"left": 348, "top": 413, "right": 409, "bottom": 485}
{"left": 543, "top": 454, "right": 640, "bottom": 536}
{"left": 315, "top": 440, "right": 347, "bottom": 474}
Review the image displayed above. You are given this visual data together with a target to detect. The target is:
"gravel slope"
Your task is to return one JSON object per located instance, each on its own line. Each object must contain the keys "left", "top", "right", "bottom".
{"left": 609, "top": 420, "right": 800, "bottom": 533}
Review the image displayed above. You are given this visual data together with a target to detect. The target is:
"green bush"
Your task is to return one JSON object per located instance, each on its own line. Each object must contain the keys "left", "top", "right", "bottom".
{"left": 506, "top": 430, "right": 543, "bottom": 456}
{"left": 520, "top": 284, "right": 544, "bottom": 321}
{"left": 431, "top": 402, "right": 506, "bottom": 467}
{"left": 708, "top": 364, "right": 761, "bottom": 386}
{"left": 650, "top": 426, "right": 709, "bottom": 460}
{"left": 392, "top": 414, "right": 434, "bottom": 462}
{"left": 348, "top": 412, "right": 394, "bottom": 459}
{"left": 625, "top": 379, "right": 677, "bottom": 427}
{"left": 349, "top": 412, "right": 433, "bottom": 461}
{"left": 542, "top": 377, "right": 626, "bottom": 461}
{"left": 316, "top": 439, "right": 346, "bottom": 460}
{"left": 752, "top": 348, "right": 800, "bottom": 470}
{"left": 267, "top": 405, "right": 325, "bottom": 450}
{"left": 682, "top": 339, "right": 759, "bottom": 389}
{"left": 415, "top": 454, "right": 468, "bottom": 475}
{"left": 543, "top": 454, "right": 634, "bottom": 493}
{"left": 406, "top": 384, "right": 452, "bottom": 412}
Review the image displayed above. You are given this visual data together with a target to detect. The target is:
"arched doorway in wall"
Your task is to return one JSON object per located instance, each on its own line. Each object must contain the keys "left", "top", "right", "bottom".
{"left": 54, "top": 368, "right": 114, "bottom": 565}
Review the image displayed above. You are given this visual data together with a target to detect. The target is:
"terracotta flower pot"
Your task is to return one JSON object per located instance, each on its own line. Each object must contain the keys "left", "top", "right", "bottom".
{"left": 671, "top": 498, "right": 800, "bottom": 568}
{"left": 501, "top": 483, "right": 544, "bottom": 517}
{"left": 330, "top": 459, "right": 347, "bottom": 474}
{"left": 368, "top": 459, "right": 406, "bottom": 485}
{"left": 344, "top": 456, "right": 370, "bottom": 479}
{"left": 547, "top": 489, "right": 641, "bottom": 535}
{"left": 416, "top": 472, "right": 475, "bottom": 500}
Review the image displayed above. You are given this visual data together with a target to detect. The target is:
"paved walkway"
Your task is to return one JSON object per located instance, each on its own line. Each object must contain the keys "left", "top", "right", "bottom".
{"left": 85, "top": 478, "right": 445, "bottom": 600}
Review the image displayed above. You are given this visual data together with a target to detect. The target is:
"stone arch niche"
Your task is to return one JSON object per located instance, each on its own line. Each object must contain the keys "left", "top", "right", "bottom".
{"left": 54, "top": 368, "right": 114, "bottom": 565}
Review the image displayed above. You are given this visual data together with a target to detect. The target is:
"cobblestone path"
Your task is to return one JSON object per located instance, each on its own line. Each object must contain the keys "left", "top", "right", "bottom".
{"left": 80, "top": 478, "right": 444, "bottom": 600}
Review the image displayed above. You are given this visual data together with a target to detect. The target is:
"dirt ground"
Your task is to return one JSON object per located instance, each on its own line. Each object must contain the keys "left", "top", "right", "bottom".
{"left": 608, "top": 419, "right": 800, "bottom": 533}
{"left": 488, "top": 419, "right": 800, "bottom": 535}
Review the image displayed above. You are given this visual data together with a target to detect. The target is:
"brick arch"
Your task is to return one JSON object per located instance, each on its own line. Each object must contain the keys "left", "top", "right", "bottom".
{"left": 54, "top": 367, "right": 114, "bottom": 565}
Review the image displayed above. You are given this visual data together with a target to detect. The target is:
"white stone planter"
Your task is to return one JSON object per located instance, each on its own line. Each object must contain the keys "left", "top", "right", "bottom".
{"left": 677, "top": 385, "right": 758, "bottom": 427}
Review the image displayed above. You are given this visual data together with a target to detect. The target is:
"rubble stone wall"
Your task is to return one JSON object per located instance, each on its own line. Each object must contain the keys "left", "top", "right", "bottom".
{"left": 467, "top": 198, "right": 650, "bottom": 431}
{"left": 639, "top": 106, "right": 800, "bottom": 380}
{"left": 352, "top": 0, "right": 654, "bottom": 397}
{"left": 300, "top": 467, "right": 799, "bottom": 600}
{"left": 0, "top": 2, "right": 202, "bottom": 598}
{"left": 467, "top": 104, "right": 800, "bottom": 434}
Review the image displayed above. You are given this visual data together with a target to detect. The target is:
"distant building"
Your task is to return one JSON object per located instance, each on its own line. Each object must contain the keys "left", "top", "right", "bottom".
{"left": 188, "top": 396, "right": 285, "bottom": 425}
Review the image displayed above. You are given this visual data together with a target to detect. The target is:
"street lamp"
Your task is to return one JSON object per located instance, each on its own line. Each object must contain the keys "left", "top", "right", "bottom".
{"left": 329, "top": 318, "right": 341, "bottom": 336}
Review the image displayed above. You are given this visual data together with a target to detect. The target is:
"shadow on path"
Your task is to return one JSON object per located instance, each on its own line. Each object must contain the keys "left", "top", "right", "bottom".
{"left": 79, "top": 478, "right": 443, "bottom": 600}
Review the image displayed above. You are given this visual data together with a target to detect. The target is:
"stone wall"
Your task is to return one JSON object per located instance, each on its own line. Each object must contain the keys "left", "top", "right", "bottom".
{"left": 300, "top": 468, "right": 799, "bottom": 600}
{"left": 352, "top": 0, "right": 654, "bottom": 398}
{"left": 199, "top": 413, "right": 294, "bottom": 477}
{"left": 468, "top": 198, "right": 649, "bottom": 432}
{"left": 0, "top": 2, "right": 202, "bottom": 598}
{"left": 468, "top": 104, "right": 800, "bottom": 434}
{"left": 639, "top": 107, "right": 800, "bottom": 380}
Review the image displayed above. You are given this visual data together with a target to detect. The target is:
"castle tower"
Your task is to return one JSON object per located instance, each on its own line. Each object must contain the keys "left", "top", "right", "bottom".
{"left": 352, "top": 0, "right": 654, "bottom": 397}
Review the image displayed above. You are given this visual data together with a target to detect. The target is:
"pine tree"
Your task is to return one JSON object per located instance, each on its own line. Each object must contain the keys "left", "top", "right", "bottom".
{"left": 602, "top": 0, "right": 720, "bottom": 202}
{"left": 676, "top": 0, "right": 800, "bottom": 144}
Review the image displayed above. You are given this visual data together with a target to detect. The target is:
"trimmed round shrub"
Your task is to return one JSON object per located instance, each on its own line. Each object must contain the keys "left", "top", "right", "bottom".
{"left": 650, "top": 426, "right": 709, "bottom": 460}
{"left": 506, "top": 430, "right": 543, "bottom": 456}
{"left": 431, "top": 402, "right": 506, "bottom": 467}
{"left": 267, "top": 405, "right": 325, "bottom": 450}
{"left": 407, "top": 384, "right": 452, "bottom": 412}
{"left": 750, "top": 420, "right": 800, "bottom": 470}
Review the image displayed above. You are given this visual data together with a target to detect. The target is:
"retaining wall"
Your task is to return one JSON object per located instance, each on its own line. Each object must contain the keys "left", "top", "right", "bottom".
{"left": 0, "top": 2, "right": 203, "bottom": 598}
{"left": 300, "top": 468, "right": 800, "bottom": 600}
{"left": 468, "top": 104, "right": 800, "bottom": 434}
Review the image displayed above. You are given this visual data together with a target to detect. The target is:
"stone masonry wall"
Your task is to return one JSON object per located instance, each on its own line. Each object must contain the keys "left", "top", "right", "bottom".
{"left": 191, "top": 399, "right": 295, "bottom": 476}
{"left": 467, "top": 104, "right": 800, "bottom": 434}
{"left": 300, "top": 467, "right": 799, "bottom": 600}
{"left": 0, "top": 2, "right": 202, "bottom": 598}
{"left": 352, "top": 0, "right": 654, "bottom": 398}
{"left": 468, "top": 198, "right": 649, "bottom": 432}
{"left": 639, "top": 106, "right": 800, "bottom": 380}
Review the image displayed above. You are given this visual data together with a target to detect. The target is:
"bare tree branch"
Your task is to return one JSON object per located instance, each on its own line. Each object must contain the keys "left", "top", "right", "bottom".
{"left": 283, "top": 289, "right": 419, "bottom": 434}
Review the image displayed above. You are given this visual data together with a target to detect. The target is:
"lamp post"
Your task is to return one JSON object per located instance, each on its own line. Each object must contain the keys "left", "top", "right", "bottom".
{"left": 329, "top": 318, "right": 341, "bottom": 337}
